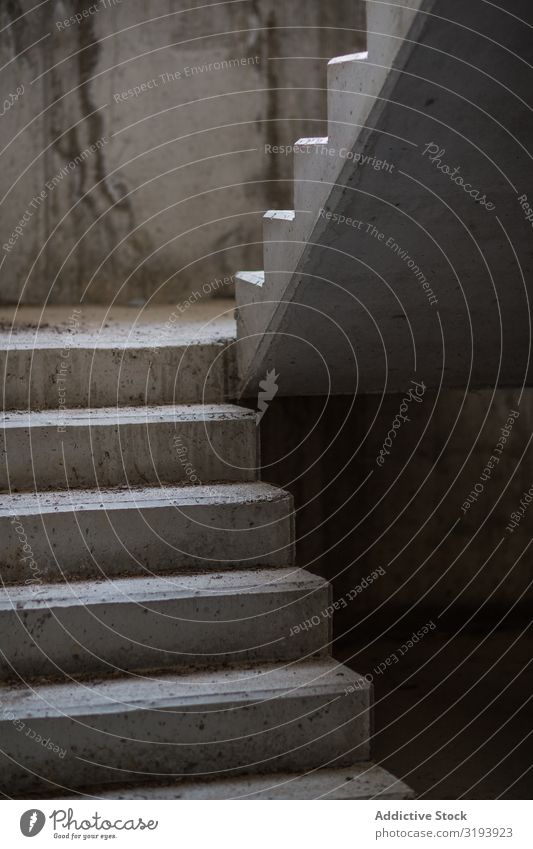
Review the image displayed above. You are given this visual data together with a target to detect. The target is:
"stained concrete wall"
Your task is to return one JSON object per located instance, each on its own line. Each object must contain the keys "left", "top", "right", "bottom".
{"left": 0, "top": 0, "right": 365, "bottom": 305}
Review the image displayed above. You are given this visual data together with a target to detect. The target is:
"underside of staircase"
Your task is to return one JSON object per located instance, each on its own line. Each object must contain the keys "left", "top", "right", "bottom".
{"left": 235, "top": 0, "right": 427, "bottom": 394}
{"left": 235, "top": 0, "right": 532, "bottom": 396}
{"left": 0, "top": 301, "right": 411, "bottom": 799}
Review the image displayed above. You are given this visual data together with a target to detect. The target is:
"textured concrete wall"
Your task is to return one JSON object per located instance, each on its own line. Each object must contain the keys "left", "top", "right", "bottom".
{"left": 0, "top": 0, "right": 365, "bottom": 304}
{"left": 261, "top": 389, "right": 533, "bottom": 625}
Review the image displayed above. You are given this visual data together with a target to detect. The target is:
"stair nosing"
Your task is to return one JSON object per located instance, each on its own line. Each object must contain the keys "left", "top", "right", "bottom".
{"left": 0, "top": 658, "right": 367, "bottom": 719}
{"left": 0, "top": 482, "right": 289, "bottom": 515}
{"left": 0, "top": 567, "right": 327, "bottom": 608}
{"left": 0, "top": 403, "right": 256, "bottom": 427}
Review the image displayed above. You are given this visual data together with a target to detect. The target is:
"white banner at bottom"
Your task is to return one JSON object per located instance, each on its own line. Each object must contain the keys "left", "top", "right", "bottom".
{"left": 4, "top": 799, "right": 530, "bottom": 848}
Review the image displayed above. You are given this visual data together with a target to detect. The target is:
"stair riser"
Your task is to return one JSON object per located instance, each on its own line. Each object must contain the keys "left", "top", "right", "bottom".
{"left": 327, "top": 57, "right": 374, "bottom": 154}
{"left": 366, "top": 0, "right": 422, "bottom": 68}
{"left": 0, "top": 585, "right": 330, "bottom": 680}
{"left": 0, "top": 688, "right": 371, "bottom": 793}
{"left": 1, "top": 499, "right": 294, "bottom": 582}
{"left": 234, "top": 275, "right": 272, "bottom": 382}
{"left": 0, "top": 343, "right": 235, "bottom": 411}
{"left": 0, "top": 417, "right": 257, "bottom": 490}
{"left": 293, "top": 141, "right": 337, "bottom": 215}
{"left": 263, "top": 215, "right": 306, "bottom": 283}
{"left": 234, "top": 275, "right": 267, "bottom": 339}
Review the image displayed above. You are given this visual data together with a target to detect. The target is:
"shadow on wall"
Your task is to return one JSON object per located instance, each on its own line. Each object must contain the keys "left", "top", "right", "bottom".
{"left": 0, "top": 0, "right": 364, "bottom": 305}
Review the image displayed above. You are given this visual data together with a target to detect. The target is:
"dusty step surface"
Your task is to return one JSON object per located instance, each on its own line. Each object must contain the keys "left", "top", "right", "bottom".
{"left": 0, "top": 657, "right": 372, "bottom": 793}
{"left": 0, "top": 301, "right": 237, "bottom": 409}
{"left": 0, "top": 482, "right": 294, "bottom": 582}
{"left": 0, "top": 403, "right": 258, "bottom": 490}
{"left": 89, "top": 763, "right": 413, "bottom": 800}
{"left": 0, "top": 568, "right": 330, "bottom": 680}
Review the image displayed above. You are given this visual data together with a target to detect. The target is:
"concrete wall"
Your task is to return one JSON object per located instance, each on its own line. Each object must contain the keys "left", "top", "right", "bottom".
{"left": 0, "top": 0, "right": 365, "bottom": 305}
{"left": 261, "top": 389, "right": 533, "bottom": 627}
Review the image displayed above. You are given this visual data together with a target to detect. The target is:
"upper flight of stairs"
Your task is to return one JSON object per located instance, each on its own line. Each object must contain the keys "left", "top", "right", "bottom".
{"left": 235, "top": 0, "right": 425, "bottom": 389}
{"left": 0, "top": 301, "right": 411, "bottom": 799}
{"left": 236, "top": 0, "right": 533, "bottom": 397}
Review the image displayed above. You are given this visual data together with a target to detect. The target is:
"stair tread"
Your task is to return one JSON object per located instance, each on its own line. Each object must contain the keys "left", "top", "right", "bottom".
{"left": 0, "top": 481, "right": 287, "bottom": 514}
{"left": 0, "top": 567, "right": 325, "bottom": 608}
{"left": 0, "top": 657, "right": 368, "bottom": 717}
{"left": 235, "top": 271, "right": 264, "bottom": 286}
{"left": 264, "top": 209, "right": 296, "bottom": 221}
{"left": 0, "top": 403, "right": 255, "bottom": 427}
{"left": 0, "top": 302, "right": 236, "bottom": 350}
{"left": 328, "top": 50, "right": 368, "bottom": 67}
{"left": 295, "top": 136, "right": 328, "bottom": 145}
{"left": 92, "top": 763, "right": 412, "bottom": 800}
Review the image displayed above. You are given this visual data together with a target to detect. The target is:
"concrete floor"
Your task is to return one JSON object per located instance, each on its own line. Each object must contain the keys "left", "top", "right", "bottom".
{"left": 338, "top": 620, "right": 532, "bottom": 799}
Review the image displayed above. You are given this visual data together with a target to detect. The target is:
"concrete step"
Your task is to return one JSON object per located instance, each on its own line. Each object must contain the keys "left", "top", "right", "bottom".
{"left": 0, "top": 302, "right": 237, "bottom": 410}
{"left": 0, "top": 568, "right": 330, "bottom": 680}
{"left": 1, "top": 482, "right": 294, "bottom": 583}
{"left": 0, "top": 339, "right": 235, "bottom": 411}
{"left": 0, "top": 404, "right": 258, "bottom": 491}
{"left": 327, "top": 0, "right": 422, "bottom": 155}
{"left": 91, "top": 763, "right": 413, "bottom": 799}
{"left": 327, "top": 52, "right": 373, "bottom": 153}
{"left": 263, "top": 210, "right": 307, "bottom": 291}
{"left": 0, "top": 657, "right": 372, "bottom": 794}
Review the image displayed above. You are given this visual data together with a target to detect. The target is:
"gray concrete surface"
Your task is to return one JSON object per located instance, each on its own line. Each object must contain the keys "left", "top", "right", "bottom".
{"left": 0, "top": 657, "right": 371, "bottom": 794}
{"left": 93, "top": 763, "right": 413, "bottom": 800}
{"left": 0, "top": 0, "right": 364, "bottom": 304}
{"left": 0, "top": 403, "right": 258, "bottom": 489}
{"left": 0, "top": 300, "right": 237, "bottom": 408}
{"left": 237, "top": 0, "right": 533, "bottom": 394}
{"left": 0, "top": 481, "right": 295, "bottom": 581}
{"left": 338, "top": 623, "right": 533, "bottom": 799}
{"left": 0, "top": 567, "right": 330, "bottom": 679}
{"left": 261, "top": 389, "right": 533, "bottom": 618}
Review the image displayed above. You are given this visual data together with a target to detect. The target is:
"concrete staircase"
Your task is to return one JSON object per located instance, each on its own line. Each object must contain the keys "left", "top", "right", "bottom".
{"left": 0, "top": 302, "right": 411, "bottom": 799}
{"left": 235, "top": 0, "right": 533, "bottom": 396}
